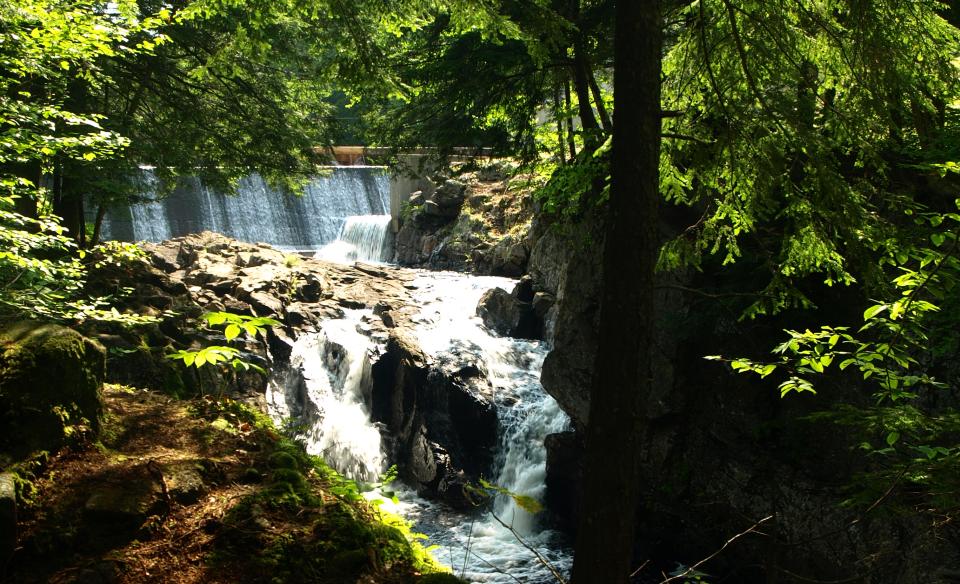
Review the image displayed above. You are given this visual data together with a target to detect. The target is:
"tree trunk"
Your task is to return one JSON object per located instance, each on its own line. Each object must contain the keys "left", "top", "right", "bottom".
{"left": 571, "top": 43, "right": 602, "bottom": 143}
{"left": 587, "top": 67, "right": 613, "bottom": 133}
{"left": 90, "top": 204, "right": 107, "bottom": 248}
{"left": 554, "top": 85, "right": 568, "bottom": 164}
{"left": 570, "top": 1, "right": 661, "bottom": 583}
{"left": 564, "top": 81, "right": 578, "bottom": 159}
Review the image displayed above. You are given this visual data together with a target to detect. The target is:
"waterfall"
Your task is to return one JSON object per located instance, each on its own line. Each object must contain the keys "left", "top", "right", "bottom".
{"left": 268, "top": 309, "right": 384, "bottom": 482}
{"left": 315, "top": 215, "right": 393, "bottom": 264}
{"left": 407, "top": 272, "right": 573, "bottom": 583}
{"left": 98, "top": 167, "right": 390, "bottom": 250}
{"left": 268, "top": 271, "right": 572, "bottom": 583}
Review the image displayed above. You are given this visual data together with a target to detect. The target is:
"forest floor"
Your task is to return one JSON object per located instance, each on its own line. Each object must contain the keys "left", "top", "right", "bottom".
{"left": 6, "top": 385, "right": 447, "bottom": 584}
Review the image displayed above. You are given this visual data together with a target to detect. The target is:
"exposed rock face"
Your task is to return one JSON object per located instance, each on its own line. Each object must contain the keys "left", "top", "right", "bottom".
{"left": 528, "top": 212, "right": 605, "bottom": 429}
{"left": 395, "top": 168, "right": 535, "bottom": 276}
{"left": 370, "top": 332, "right": 498, "bottom": 510}
{"left": 533, "top": 209, "right": 960, "bottom": 580}
{"left": 0, "top": 322, "right": 106, "bottom": 457}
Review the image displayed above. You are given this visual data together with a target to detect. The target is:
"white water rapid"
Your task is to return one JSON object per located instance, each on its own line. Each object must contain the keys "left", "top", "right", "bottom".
{"left": 315, "top": 214, "right": 394, "bottom": 264}
{"left": 405, "top": 272, "right": 573, "bottom": 583}
{"left": 267, "top": 309, "right": 385, "bottom": 482}
{"left": 99, "top": 167, "right": 390, "bottom": 250}
{"left": 269, "top": 271, "right": 572, "bottom": 583}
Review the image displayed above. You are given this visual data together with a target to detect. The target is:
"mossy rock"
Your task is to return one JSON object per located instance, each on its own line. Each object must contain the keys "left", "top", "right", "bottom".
{"left": 0, "top": 321, "right": 105, "bottom": 457}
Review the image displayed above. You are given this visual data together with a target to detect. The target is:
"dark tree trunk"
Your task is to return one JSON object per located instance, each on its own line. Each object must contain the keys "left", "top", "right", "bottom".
{"left": 554, "top": 85, "right": 568, "bottom": 164}
{"left": 587, "top": 67, "right": 613, "bottom": 133}
{"left": 571, "top": 43, "right": 602, "bottom": 142}
{"left": 564, "top": 81, "right": 578, "bottom": 159}
{"left": 571, "top": 1, "right": 661, "bottom": 583}
{"left": 3, "top": 161, "right": 41, "bottom": 221}
{"left": 90, "top": 204, "right": 107, "bottom": 248}
{"left": 51, "top": 165, "right": 82, "bottom": 244}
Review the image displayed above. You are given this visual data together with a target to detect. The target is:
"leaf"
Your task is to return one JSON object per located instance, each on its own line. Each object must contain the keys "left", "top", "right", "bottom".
{"left": 932, "top": 233, "right": 946, "bottom": 247}
{"left": 224, "top": 324, "right": 241, "bottom": 340}
{"left": 206, "top": 312, "right": 228, "bottom": 325}
{"left": 863, "top": 304, "right": 888, "bottom": 321}
{"left": 512, "top": 494, "right": 543, "bottom": 514}
{"left": 886, "top": 431, "right": 900, "bottom": 446}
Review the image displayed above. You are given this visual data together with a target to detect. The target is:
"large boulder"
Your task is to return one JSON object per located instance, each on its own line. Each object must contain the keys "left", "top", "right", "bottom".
{"left": 0, "top": 322, "right": 106, "bottom": 457}
{"left": 476, "top": 287, "right": 539, "bottom": 339}
{"left": 371, "top": 332, "right": 498, "bottom": 510}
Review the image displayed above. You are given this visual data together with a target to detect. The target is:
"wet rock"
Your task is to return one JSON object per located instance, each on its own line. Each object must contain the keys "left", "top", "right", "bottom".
{"left": 476, "top": 288, "right": 538, "bottom": 339}
{"left": 371, "top": 332, "right": 498, "bottom": 505}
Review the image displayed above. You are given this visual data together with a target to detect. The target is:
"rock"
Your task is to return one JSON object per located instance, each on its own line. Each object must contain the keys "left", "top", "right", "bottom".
{"left": 162, "top": 460, "right": 207, "bottom": 504}
{"left": 422, "top": 200, "right": 450, "bottom": 217}
{"left": 0, "top": 473, "right": 15, "bottom": 569}
{"left": 487, "top": 234, "right": 529, "bottom": 278}
{"left": 536, "top": 211, "right": 605, "bottom": 429}
{"left": 478, "top": 162, "right": 509, "bottom": 182}
{"left": 83, "top": 468, "right": 163, "bottom": 534}
{"left": 248, "top": 291, "right": 284, "bottom": 318}
{"left": 371, "top": 332, "right": 498, "bottom": 505}
{"left": 544, "top": 432, "right": 582, "bottom": 532}
{"left": 476, "top": 288, "right": 538, "bottom": 339}
{"left": 431, "top": 179, "right": 467, "bottom": 209}
{"left": 0, "top": 322, "right": 106, "bottom": 456}
{"left": 408, "top": 191, "right": 425, "bottom": 206}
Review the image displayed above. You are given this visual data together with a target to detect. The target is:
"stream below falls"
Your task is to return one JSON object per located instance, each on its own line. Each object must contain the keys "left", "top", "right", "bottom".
{"left": 267, "top": 270, "right": 573, "bottom": 583}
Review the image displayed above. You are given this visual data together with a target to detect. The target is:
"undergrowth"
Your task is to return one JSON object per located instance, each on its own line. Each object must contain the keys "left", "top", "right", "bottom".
{"left": 193, "top": 397, "right": 453, "bottom": 583}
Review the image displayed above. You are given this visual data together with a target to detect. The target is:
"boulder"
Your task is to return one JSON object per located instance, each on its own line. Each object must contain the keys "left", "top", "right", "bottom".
{"left": 476, "top": 288, "right": 538, "bottom": 339}
{"left": 83, "top": 466, "right": 163, "bottom": 538}
{"left": 431, "top": 179, "right": 467, "bottom": 209}
{"left": 0, "top": 322, "right": 106, "bottom": 456}
{"left": 371, "top": 332, "right": 498, "bottom": 506}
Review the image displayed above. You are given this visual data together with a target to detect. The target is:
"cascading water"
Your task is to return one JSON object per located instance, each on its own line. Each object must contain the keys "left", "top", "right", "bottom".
{"left": 268, "top": 309, "right": 385, "bottom": 482}
{"left": 267, "top": 271, "right": 571, "bottom": 582}
{"left": 315, "top": 214, "right": 394, "bottom": 264}
{"left": 98, "top": 167, "right": 390, "bottom": 251}
{"left": 405, "top": 272, "right": 572, "bottom": 583}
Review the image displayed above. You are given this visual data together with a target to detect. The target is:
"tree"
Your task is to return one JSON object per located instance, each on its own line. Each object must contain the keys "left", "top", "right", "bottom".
{"left": 570, "top": 0, "right": 661, "bottom": 582}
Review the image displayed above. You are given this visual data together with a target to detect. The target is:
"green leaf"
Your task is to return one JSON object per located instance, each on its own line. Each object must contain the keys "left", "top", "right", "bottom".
{"left": 932, "top": 233, "right": 946, "bottom": 247}
{"left": 206, "top": 312, "right": 228, "bottom": 325}
{"left": 863, "top": 304, "right": 888, "bottom": 321}
{"left": 886, "top": 431, "right": 900, "bottom": 446}
{"left": 224, "top": 324, "right": 241, "bottom": 341}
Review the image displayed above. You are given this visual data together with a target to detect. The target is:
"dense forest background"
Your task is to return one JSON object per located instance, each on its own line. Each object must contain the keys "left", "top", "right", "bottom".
{"left": 4, "top": 0, "right": 960, "bottom": 582}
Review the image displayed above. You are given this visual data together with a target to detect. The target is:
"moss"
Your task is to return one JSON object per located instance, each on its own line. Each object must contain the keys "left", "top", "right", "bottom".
{"left": 203, "top": 399, "right": 450, "bottom": 583}
{"left": 0, "top": 321, "right": 106, "bottom": 457}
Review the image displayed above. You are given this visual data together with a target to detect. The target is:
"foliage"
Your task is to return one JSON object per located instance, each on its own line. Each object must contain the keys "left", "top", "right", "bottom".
{"left": 193, "top": 396, "right": 448, "bottom": 581}
{"left": 166, "top": 311, "right": 280, "bottom": 379}
{"left": 659, "top": 0, "right": 960, "bottom": 317}
{"left": 710, "top": 194, "right": 960, "bottom": 517}
{"left": 0, "top": 1, "right": 167, "bottom": 324}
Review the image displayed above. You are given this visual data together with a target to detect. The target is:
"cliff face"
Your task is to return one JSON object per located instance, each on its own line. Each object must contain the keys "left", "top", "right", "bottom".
{"left": 528, "top": 212, "right": 960, "bottom": 582}
{"left": 394, "top": 164, "right": 536, "bottom": 277}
